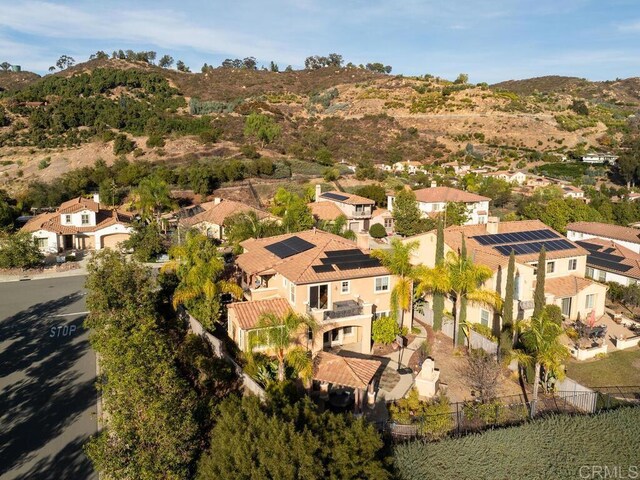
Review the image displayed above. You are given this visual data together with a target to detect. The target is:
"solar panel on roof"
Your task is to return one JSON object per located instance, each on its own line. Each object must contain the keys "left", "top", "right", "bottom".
{"left": 589, "top": 251, "right": 624, "bottom": 263}
{"left": 321, "top": 192, "right": 349, "bottom": 202}
{"left": 491, "top": 238, "right": 574, "bottom": 256}
{"left": 588, "top": 256, "right": 633, "bottom": 273}
{"left": 325, "top": 249, "right": 363, "bottom": 258}
{"left": 335, "top": 259, "right": 381, "bottom": 270}
{"left": 265, "top": 236, "right": 315, "bottom": 259}
{"left": 312, "top": 264, "right": 336, "bottom": 273}
{"left": 472, "top": 229, "right": 560, "bottom": 246}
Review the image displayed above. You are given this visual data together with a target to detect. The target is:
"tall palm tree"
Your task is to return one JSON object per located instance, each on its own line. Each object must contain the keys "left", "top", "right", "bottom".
{"left": 516, "top": 311, "right": 569, "bottom": 415}
{"left": 162, "top": 231, "right": 243, "bottom": 330}
{"left": 132, "top": 176, "right": 175, "bottom": 224}
{"left": 416, "top": 247, "right": 502, "bottom": 346}
{"left": 250, "top": 311, "right": 318, "bottom": 382}
{"left": 371, "top": 239, "right": 419, "bottom": 331}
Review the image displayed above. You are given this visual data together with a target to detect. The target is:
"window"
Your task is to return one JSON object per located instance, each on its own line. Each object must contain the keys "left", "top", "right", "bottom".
{"left": 65, "top": 214, "right": 71, "bottom": 224}
{"left": 309, "top": 284, "right": 329, "bottom": 310}
{"left": 374, "top": 311, "right": 389, "bottom": 319}
{"left": 561, "top": 298, "right": 572, "bottom": 317}
{"left": 307, "top": 327, "right": 313, "bottom": 341}
{"left": 480, "top": 309, "right": 490, "bottom": 327}
{"left": 546, "top": 261, "right": 555, "bottom": 274}
{"left": 375, "top": 276, "right": 390, "bottom": 292}
{"left": 283, "top": 277, "right": 288, "bottom": 287}
{"left": 585, "top": 294, "right": 595, "bottom": 309}
{"left": 586, "top": 267, "right": 595, "bottom": 279}
{"left": 341, "top": 281, "right": 350, "bottom": 294}
{"left": 36, "top": 238, "right": 47, "bottom": 249}
{"left": 81, "top": 214, "right": 90, "bottom": 225}
{"left": 598, "top": 270, "right": 606, "bottom": 283}
{"left": 384, "top": 218, "right": 393, "bottom": 228}
{"left": 531, "top": 262, "right": 538, "bottom": 275}
{"left": 568, "top": 258, "right": 577, "bottom": 271}
{"left": 289, "top": 282, "right": 296, "bottom": 304}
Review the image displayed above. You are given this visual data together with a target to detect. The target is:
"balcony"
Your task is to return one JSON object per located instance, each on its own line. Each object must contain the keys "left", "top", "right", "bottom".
{"left": 351, "top": 209, "right": 372, "bottom": 219}
{"left": 308, "top": 300, "right": 373, "bottom": 322}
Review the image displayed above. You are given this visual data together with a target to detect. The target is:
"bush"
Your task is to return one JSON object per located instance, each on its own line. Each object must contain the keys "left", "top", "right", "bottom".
{"left": 146, "top": 134, "right": 165, "bottom": 148}
{"left": 0, "top": 232, "right": 44, "bottom": 269}
{"left": 470, "top": 322, "right": 496, "bottom": 341}
{"left": 113, "top": 134, "right": 135, "bottom": 155}
{"left": 38, "top": 157, "right": 51, "bottom": 170}
{"left": 372, "top": 315, "right": 400, "bottom": 345}
{"left": 240, "top": 144, "right": 260, "bottom": 159}
{"left": 389, "top": 389, "right": 453, "bottom": 439}
{"left": 544, "top": 304, "right": 563, "bottom": 326}
{"left": 369, "top": 223, "right": 387, "bottom": 239}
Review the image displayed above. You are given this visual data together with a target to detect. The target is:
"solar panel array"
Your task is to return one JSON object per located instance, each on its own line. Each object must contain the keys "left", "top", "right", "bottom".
{"left": 576, "top": 241, "right": 633, "bottom": 273}
{"left": 321, "top": 192, "right": 349, "bottom": 202}
{"left": 311, "top": 248, "right": 381, "bottom": 273}
{"left": 473, "top": 229, "right": 559, "bottom": 246}
{"left": 265, "top": 236, "right": 316, "bottom": 259}
{"left": 493, "top": 239, "right": 575, "bottom": 256}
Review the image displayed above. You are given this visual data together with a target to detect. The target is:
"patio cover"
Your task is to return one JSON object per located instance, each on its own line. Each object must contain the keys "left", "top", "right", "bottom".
{"left": 312, "top": 352, "right": 381, "bottom": 389}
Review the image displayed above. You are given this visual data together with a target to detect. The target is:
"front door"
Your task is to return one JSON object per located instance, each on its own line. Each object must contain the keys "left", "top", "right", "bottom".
{"left": 63, "top": 235, "right": 73, "bottom": 250}
{"left": 309, "top": 284, "right": 329, "bottom": 310}
{"left": 561, "top": 297, "right": 572, "bottom": 317}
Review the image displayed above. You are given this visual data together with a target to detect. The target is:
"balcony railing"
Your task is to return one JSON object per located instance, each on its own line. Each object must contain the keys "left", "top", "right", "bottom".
{"left": 308, "top": 300, "right": 371, "bottom": 322}
{"left": 351, "top": 210, "right": 372, "bottom": 218}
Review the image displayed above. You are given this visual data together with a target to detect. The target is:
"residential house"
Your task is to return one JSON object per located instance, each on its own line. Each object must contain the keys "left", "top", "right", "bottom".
{"left": 486, "top": 170, "right": 527, "bottom": 185}
{"left": 370, "top": 208, "right": 394, "bottom": 235}
{"left": 393, "top": 160, "right": 426, "bottom": 175}
{"left": 312, "top": 186, "right": 375, "bottom": 233}
{"left": 22, "top": 195, "right": 132, "bottom": 252}
{"left": 582, "top": 153, "right": 618, "bottom": 165}
{"left": 387, "top": 184, "right": 491, "bottom": 225}
{"left": 576, "top": 238, "right": 640, "bottom": 286}
{"left": 561, "top": 184, "right": 585, "bottom": 200}
{"left": 230, "top": 229, "right": 399, "bottom": 355}
{"left": 567, "top": 222, "right": 640, "bottom": 254}
{"left": 441, "top": 161, "right": 471, "bottom": 175}
{"left": 178, "top": 198, "right": 271, "bottom": 240}
{"left": 526, "top": 175, "right": 552, "bottom": 189}
{"left": 405, "top": 219, "right": 607, "bottom": 333}
{"left": 374, "top": 162, "right": 393, "bottom": 172}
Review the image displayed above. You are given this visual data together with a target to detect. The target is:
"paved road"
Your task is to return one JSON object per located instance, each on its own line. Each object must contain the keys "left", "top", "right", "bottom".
{"left": 0, "top": 276, "right": 97, "bottom": 480}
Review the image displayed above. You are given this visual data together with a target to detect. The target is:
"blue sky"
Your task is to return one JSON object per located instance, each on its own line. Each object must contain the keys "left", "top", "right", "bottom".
{"left": 0, "top": 0, "right": 639, "bottom": 82}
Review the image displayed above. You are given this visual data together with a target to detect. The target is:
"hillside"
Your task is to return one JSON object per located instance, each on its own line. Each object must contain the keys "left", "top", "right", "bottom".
{"left": 0, "top": 59, "right": 638, "bottom": 195}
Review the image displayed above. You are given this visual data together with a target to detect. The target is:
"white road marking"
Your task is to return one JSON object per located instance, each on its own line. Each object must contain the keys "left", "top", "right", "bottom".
{"left": 51, "top": 311, "right": 89, "bottom": 317}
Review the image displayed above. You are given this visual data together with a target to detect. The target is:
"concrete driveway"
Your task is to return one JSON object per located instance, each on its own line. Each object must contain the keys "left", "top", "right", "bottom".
{"left": 0, "top": 276, "right": 97, "bottom": 480}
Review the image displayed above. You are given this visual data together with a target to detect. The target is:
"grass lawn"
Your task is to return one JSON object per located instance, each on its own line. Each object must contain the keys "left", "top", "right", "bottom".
{"left": 566, "top": 348, "right": 640, "bottom": 387}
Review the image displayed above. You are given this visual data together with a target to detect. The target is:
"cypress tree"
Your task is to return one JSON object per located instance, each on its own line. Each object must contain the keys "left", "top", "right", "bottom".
{"left": 533, "top": 247, "right": 546, "bottom": 318}
{"left": 500, "top": 250, "right": 515, "bottom": 357}
{"left": 457, "top": 235, "right": 468, "bottom": 346}
{"left": 432, "top": 218, "right": 445, "bottom": 331}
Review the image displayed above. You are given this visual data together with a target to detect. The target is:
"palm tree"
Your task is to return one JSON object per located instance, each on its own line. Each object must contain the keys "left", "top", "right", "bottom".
{"left": 416, "top": 244, "right": 502, "bottom": 346}
{"left": 162, "top": 231, "right": 243, "bottom": 329}
{"left": 371, "top": 239, "right": 419, "bottom": 331}
{"left": 249, "top": 311, "right": 318, "bottom": 382}
{"left": 132, "top": 176, "right": 175, "bottom": 224}
{"left": 224, "top": 210, "right": 282, "bottom": 247}
{"left": 516, "top": 311, "right": 569, "bottom": 415}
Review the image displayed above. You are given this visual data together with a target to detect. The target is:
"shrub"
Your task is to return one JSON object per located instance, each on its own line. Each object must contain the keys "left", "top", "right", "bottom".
{"left": 113, "top": 134, "right": 135, "bottom": 155}
{"left": 38, "top": 157, "right": 51, "bottom": 170}
{"left": 544, "top": 304, "right": 563, "bottom": 326}
{"left": 470, "top": 322, "right": 496, "bottom": 341}
{"left": 240, "top": 144, "right": 260, "bottom": 159}
{"left": 0, "top": 232, "right": 44, "bottom": 269}
{"left": 369, "top": 223, "right": 387, "bottom": 239}
{"left": 372, "top": 315, "right": 400, "bottom": 345}
{"left": 389, "top": 389, "right": 454, "bottom": 439}
{"left": 146, "top": 134, "right": 165, "bottom": 148}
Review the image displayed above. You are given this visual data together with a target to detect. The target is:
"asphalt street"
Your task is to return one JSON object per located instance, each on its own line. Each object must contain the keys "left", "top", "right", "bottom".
{"left": 0, "top": 275, "right": 97, "bottom": 480}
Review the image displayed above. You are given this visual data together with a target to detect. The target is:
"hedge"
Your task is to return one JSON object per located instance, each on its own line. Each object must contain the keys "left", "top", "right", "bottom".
{"left": 394, "top": 407, "right": 640, "bottom": 480}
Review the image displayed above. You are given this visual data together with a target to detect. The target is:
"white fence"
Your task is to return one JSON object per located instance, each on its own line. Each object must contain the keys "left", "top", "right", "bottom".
{"left": 469, "top": 330, "right": 499, "bottom": 356}
{"left": 414, "top": 309, "right": 454, "bottom": 338}
{"left": 185, "top": 310, "right": 265, "bottom": 399}
{"left": 612, "top": 335, "right": 640, "bottom": 350}
{"left": 556, "top": 377, "right": 597, "bottom": 413}
{"left": 569, "top": 342, "right": 608, "bottom": 361}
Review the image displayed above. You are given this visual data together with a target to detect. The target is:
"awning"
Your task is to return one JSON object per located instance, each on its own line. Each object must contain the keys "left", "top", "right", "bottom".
{"left": 312, "top": 352, "right": 381, "bottom": 389}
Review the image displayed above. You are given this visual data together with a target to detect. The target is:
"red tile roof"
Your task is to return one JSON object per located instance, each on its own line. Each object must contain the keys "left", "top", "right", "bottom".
{"left": 313, "top": 352, "right": 381, "bottom": 389}
{"left": 22, "top": 208, "right": 131, "bottom": 234}
{"left": 228, "top": 298, "right": 292, "bottom": 330}
{"left": 308, "top": 201, "right": 344, "bottom": 221}
{"left": 58, "top": 197, "right": 100, "bottom": 214}
{"left": 413, "top": 187, "right": 490, "bottom": 204}
{"left": 567, "top": 222, "right": 640, "bottom": 245}
{"left": 319, "top": 191, "right": 375, "bottom": 206}
{"left": 179, "top": 199, "right": 270, "bottom": 228}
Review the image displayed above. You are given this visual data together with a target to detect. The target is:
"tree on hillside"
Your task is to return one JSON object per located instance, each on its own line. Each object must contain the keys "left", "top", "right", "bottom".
{"left": 244, "top": 113, "right": 281, "bottom": 147}
{"left": 0, "top": 62, "right": 11, "bottom": 71}
{"left": 416, "top": 238, "right": 502, "bottom": 346}
{"left": 250, "top": 311, "right": 318, "bottom": 383}
{"left": 158, "top": 54, "right": 174, "bottom": 68}
{"left": 271, "top": 188, "right": 314, "bottom": 233}
{"left": 533, "top": 247, "right": 546, "bottom": 318}
{"left": 365, "top": 63, "right": 392, "bottom": 74}
{"left": 392, "top": 189, "right": 430, "bottom": 236}
{"left": 55, "top": 55, "right": 75, "bottom": 70}
{"left": 372, "top": 239, "right": 419, "bottom": 330}
{"left": 454, "top": 73, "right": 469, "bottom": 84}
{"left": 269, "top": 61, "right": 279, "bottom": 72}
{"left": 163, "top": 231, "right": 243, "bottom": 330}
{"left": 89, "top": 51, "right": 109, "bottom": 60}
{"left": 432, "top": 218, "right": 445, "bottom": 331}
{"left": 176, "top": 60, "right": 190, "bottom": 72}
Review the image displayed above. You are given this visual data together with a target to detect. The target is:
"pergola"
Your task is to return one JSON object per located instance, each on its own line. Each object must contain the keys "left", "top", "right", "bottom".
{"left": 312, "top": 352, "right": 381, "bottom": 413}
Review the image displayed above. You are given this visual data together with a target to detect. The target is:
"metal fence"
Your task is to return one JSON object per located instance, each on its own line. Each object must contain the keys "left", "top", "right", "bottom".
{"left": 383, "top": 388, "right": 640, "bottom": 442}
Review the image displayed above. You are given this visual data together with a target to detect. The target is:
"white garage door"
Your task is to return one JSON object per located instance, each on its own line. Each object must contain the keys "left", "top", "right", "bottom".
{"left": 101, "top": 233, "right": 130, "bottom": 249}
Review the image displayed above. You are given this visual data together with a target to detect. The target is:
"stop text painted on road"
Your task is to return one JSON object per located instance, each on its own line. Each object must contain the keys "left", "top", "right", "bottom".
{"left": 49, "top": 324, "right": 78, "bottom": 337}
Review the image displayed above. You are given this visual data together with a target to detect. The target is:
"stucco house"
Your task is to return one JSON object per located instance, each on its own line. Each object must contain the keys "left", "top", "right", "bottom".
{"left": 561, "top": 184, "right": 585, "bottom": 200}
{"left": 311, "top": 186, "right": 375, "bottom": 233}
{"left": 486, "top": 170, "right": 527, "bottom": 185}
{"left": 22, "top": 195, "right": 132, "bottom": 253}
{"left": 405, "top": 219, "right": 607, "bottom": 334}
{"left": 393, "top": 161, "right": 426, "bottom": 175}
{"left": 387, "top": 185, "right": 491, "bottom": 225}
{"left": 178, "top": 198, "right": 272, "bottom": 240}
{"left": 576, "top": 238, "right": 640, "bottom": 287}
{"left": 567, "top": 222, "right": 640, "bottom": 254}
{"left": 229, "top": 229, "right": 401, "bottom": 355}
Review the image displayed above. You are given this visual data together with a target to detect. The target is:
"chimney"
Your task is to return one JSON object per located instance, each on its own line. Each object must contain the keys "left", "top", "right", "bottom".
{"left": 355, "top": 232, "right": 370, "bottom": 251}
{"left": 213, "top": 197, "right": 222, "bottom": 205}
{"left": 92, "top": 193, "right": 100, "bottom": 204}
{"left": 430, "top": 181, "right": 437, "bottom": 188}
{"left": 487, "top": 216, "right": 499, "bottom": 234}
{"left": 315, "top": 184, "right": 322, "bottom": 203}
